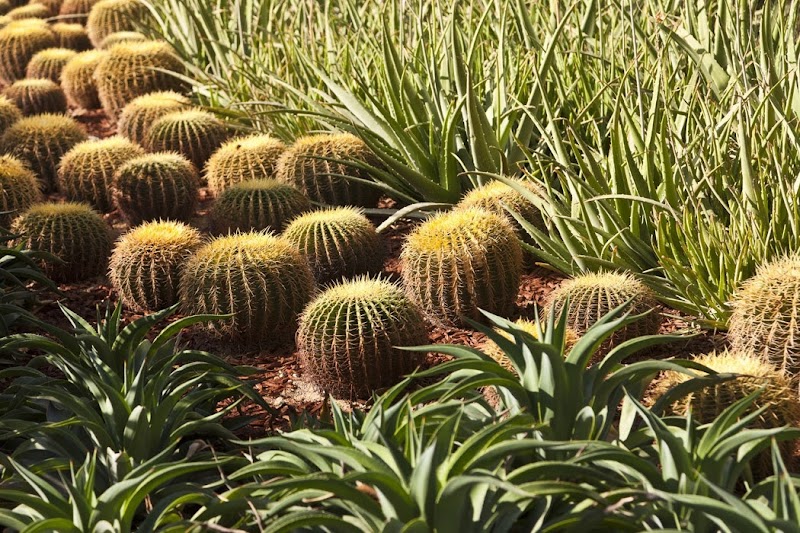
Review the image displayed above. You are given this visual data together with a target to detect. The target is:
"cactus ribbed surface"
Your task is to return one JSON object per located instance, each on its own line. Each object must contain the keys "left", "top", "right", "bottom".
{"left": 146, "top": 110, "right": 228, "bottom": 171}
{"left": 112, "top": 152, "right": 199, "bottom": 224}
{"left": 11, "top": 202, "right": 111, "bottom": 282}
{"left": 206, "top": 134, "right": 286, "bottom": 195}
{"left": 7, "top": 3, "right": 50, "bottom": 20}
{"left": 210, "top": 179, "right": 310, "bottom": 234}
{"left": 179, "top": 231, "right": 314, "bottom": 344}
{"left": 401, "top": 208, "right": 522, "bottom": 327}
{"left": 4, "top": 79, "right": 67, "bottom": 116}
{"left": 50, "top": 23, "right": 91, "bottom": 52}
{"left": 60, "top": 0, "right": 99, "bottom": 17}
{"left": 117, "top": 91, "right": 189, "bottom": 145}
{"left": 0, "top": 95, "right": 21, "bottom": 135}
{"left": 729, "top": 255, "right": 800, "bottom": 374}
{"left": 297, "top": 277, "right": 427, "bottom": 398}
{"left": 61, "top": 49, "right": 106, "bottom": 109}
{"left": 86, "top": 0, "right": 147, "bottom": 48}
{"left": 31, "top": 0, "right": 63, "bottom": 15}
{"left": 457, "top": 177, "right": 546, "bottom": 234}
{"left": 0, "top": 113, "right": 87, "bottom": 192}
{"left": 94, "top": 41, "right": 185, "bottom": 121}
{"left": 0, "top": 155, "right": 40, "bottom": 227}
{"left": 99, "top": 31, "right": 145, "bottom": 49}
{"left": 109, "top": 220, "right": 202, "bottom": 312}
{"left": 26, "top": 48, "right": 78, "bottom": 82}
{"left": 283, "top": 207, "right": 384, "bottom": 284}
{"left": 0, "top": 20, "right": 56, "bottom": 85}
{"left": 58, "top": 136, "right": 144, "bottom": 212}
{"left": 276, "top": 133, "right": 382, "bottom": 207}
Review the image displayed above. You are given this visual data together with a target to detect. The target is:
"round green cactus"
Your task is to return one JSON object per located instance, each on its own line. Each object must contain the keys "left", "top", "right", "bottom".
{"left": 117, "top": 90, "right": 189, "bottom": 145}
{"left": 0, "top": 113, "right": 87, "bottom": 192}
{"left": 0, "top": 19, "right": 56, "bottom": 85}
{"left": 6, "top": 3, "right": 51, "bottom": 20}
{"left": 0, "top": 155, "right": 40, "bottom": 227}
{"left": 99, "top": 31, "right": 145, "bottom": 49}
{"left": 50, "top": 23, "right": 91, "bottom": 52}
{"left": 210, "top": 179, "right": 310, "bottom": 234}
{"left": 26, "top": 48, "right": 78, "bottom": 83}
{"left": 457, "top": 177, "right": 546, "bottom": 234}
{"left": 94, "top": 40, "right": 185, "bottom": 121}
{"left": 109, "top": 220, "right": 202, "bottom": 312}
{"left": 179, "top": 231, "right": 315, "bottom": 344}
{"left": 112, "top": 152, "right": 199, "bottom": 224}
{"left": 145, "top": 110, "right": 229, "bottom": 171}
{"left": 275, "top": 133, "right": 382, "bottom": 208}
{"left": 11, "top": 201, "right": 112, "bottom": 282}
{"left": 4, "top": 79, "right": 67, "bottom": 115}
{"left": 283, "top": 207, "right": 384, "bottom": 284}
{"left": 60, "top": 0, "right": 99, "bottom": 17}
{"left": 297, "top": 277, "right": 427, "bottom": 398}
{"left": 0, "top": 95, "right": 21, "bottom": 135}
{"left": 86, "top": 0, "right": 147, "bottom": 48}
{"left": 206, "top": 134, "right": 287, "bottom": 195}
{"left": 61, "top": 49, "right": 106, "bottom": 109}
{"left": 57, "top": 136, "right": 144, "bottom": 212}
{"left": 401, "top": 208, "right": 523, "bottom": 327}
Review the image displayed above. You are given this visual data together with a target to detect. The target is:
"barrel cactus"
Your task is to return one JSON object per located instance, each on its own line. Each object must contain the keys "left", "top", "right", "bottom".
{"left": 59, "top": 0, "right": 99, "bottom": 17}
{"left": 276, "top": 133, "right": 382, "bottom": 207}
{"left": 0, "top": 113, "right": 87, "bottom": 192}
{"left": 297, "top": 277, "right": 427, "bottom": 398}
{"left": 31, "top": 0, "right": 63, "bottom": 15}
{"left": 94, "top": 40, "right": 185, "bottom": 121}
{"left": 61, "top": 49, "right": 106, "bottom": 109}
{"left": 145, "top": 110, "right": 228, "bottom": 171}
{"left": 0, "top": 95, "right": 21, "bottom": 134}
{"left": 117, "top": 90, "right": 189, "bottom": 145}
{"left": 283, "top": 207, "right": 384, "bottom": 284}
{"left": 109, "top": 220, "right": 202, "bottom": 312}
{"left": 457, "top": 177, "right": 546, "bottom": 234}
{"left": 179, "top": 231, "right": 314, "bottom": 344}
{"left": 210, "top": 179, "right": 310, "bottom": 234}
{"left": 401, "top": 208, "right": 522, "bottom": 327}
{"left": 4, "top": 79, "right": 67, "bottom": 115}
{"left": 99, "top": 30, "right": 145, "bottom": 49}
{"left": 26, "top": 47, "right": 78, "bottom": 82}
{"left": 50, "top": 23, "right": 91, "bottom": 51}
{"left": 11, "top": 202, "right": 111, "bottom": 282}
{"left": 86, "top": 0, "right": 147, "bottom": 48}
{"left": 0, "top": 0, "right": 9, "bottom": 15}
{"left": 57, "top": 136, "right": 144, "bottom": 212}
{"left": 0, "top": 19, "right": 56, "bottom": 85}
{"left": 112, "top": 152, "right": 199, "bottom": 224}
{"left": 0, "top": 155, "right": 40, "bottom": 227}
{"left": 205, "top": 134, "right": 286, "bottom": 195}
{"left": 6, "top": 3, "right": 50, "bottom": 20}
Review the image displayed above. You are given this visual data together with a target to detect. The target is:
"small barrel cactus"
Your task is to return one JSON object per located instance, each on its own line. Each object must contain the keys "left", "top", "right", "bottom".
{"left": 0, "top": 19, "right": 56, "bottom": 85}
{"left": 4, "top": 79, "right": 68, "bottom": 115}
{"left": 401, "top": 208, "right": 523, "bottom": 327}
{"left": 61, "top": 49, "right": 106, "bottom": 109}
{"left": 297, "top": 277, "right": 427, "bottom": 398}
{"left": 94, "top": 41, "right": 185, "bottom": 121}
{"left": 729, "top": 255, "right": 800, "bottom": 374}
{"left": 112, "top": 152, "right": 199, "bottom": 224}
{"left": 276, "top": 133, "right": 382, "bottom": 207}
{"left": 0, "top": 113, "right": 87, "bottom": 192}
{"left": 0, "top": 155, "right": 40, "bottom": 227}
{"left": 86, "top": 0, "right": 147, "bottom": 48}
{"left": 283, "top": 207, "right": 384, "bottom": 284}
{"left": 210, "top": 179, "right": 310, "bottom": 234}
{"left": 545, "top": 271, "right": 661, "bottom": 356}
{"left": 26, "top": 47, "right": 78, "bottom": 82}
{"left": 117, "top": 90, "right": 190, "bottom": 145}
{"left": 60, "top": 0, "right": 99, "bottom": 17}
{"left": 57, "top": 136, "right": 144, "bottom": 212}
{"left": 206, "top": 134, "right": 286, "bottom": 195}
{"left": 179, "top": 231, "right": 314, "bottom": 344}
{"left": 7, "top": 3, "right": 51, "bottom": 20}
{"left": 99, "top": 30, "right": 146, "bottom": 49}
{"left": 11, "top": 201, "right": 112, "bottom": 282}
{"left": 0, "top": 95, "right": 21, "bottom": 134}
{"left": 457, "top": 177, "right": 546, "bottom": 234}
{"left": 145, "top": 110, "right": 229, "bottom": 171}
{"left": 50, "top": 23, "right": 91, "bottom": 51}
{"left": 109, "top": 220, "right": 202, "bottom": 312}
{"left": 31, "top": 0, "right": 63, "bottom": 14}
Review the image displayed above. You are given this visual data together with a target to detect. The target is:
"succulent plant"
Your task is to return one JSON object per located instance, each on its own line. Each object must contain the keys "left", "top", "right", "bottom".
{"left": 60, "top": 49, "right": 105, "bottom": 109}
{"left": 94, "top": 40, "right": 185, "bottom": 121}
{"left": 283, "top": 206, "right": 384, "bottom": 284}
{"left": 0, "top": 113, "right": 87, "bottom": 192}
{"left": 728, "top": 255, "right": 800, "bottom": 374}
{"left": 117, "top": 90, "right": 189, "bottom": 145}
{"left": 457, "top": 177, "right": 546, "bottom": 235}
{"left": 179, "top": 231, "right": 314, "bottom": 344}
{"left": 297, "top": 277, "right": 427, "bottom": 398}
{"left": 480, "top": 318, "right": 579, "bottom": 373}
{"left": 59, "top": 0, "right": 99, "bottom": 17}
{"left": 145, "top": 109, "right": 228, "bottom": 171}
{"left": 26, "top": 48, "right": 77, "bottom": 83}
{"left": 3, "top": 79, "right": 67, "bottom": 115}
{"left": 544, "top": 271, "right": 661, "bottom": 356}
{"left": 0, "top": 154, "right": 40, "bottom": 227}
{"left": 99, "top": 30, "right": 145, "bottom": 49}
{"left": 401, "top": 208, "right": 522, "bottom": 327}
{"left": 57, "top": 136, "right": 144, "bottom": 212}
{"left": 6, "top": 3, "right": 51, "bottom": 20}
{"left": 112, "top": 152, "right": 199, "bottom": 224}
{"left": 10, "top": 201, "right": 112, "bottom": 282}
{"left": 86, "top": 0, "right": 147, "bottom": 48}
{"left": 50, "top": 23, "right": 91, "bottom": 51}
{"left": 206, "top": 134, "right": 287, "bottom": 195}
{"left": 210, "top": 179, "right": 310, "bottom": 234}
{"left": 0, "top": 1, "right": 10, "bottom": 15}
{"left": 31, "top": 0, "right": 63, "bottom": 14}
{"left": 0, "top": 95, "right": 21, "bottom": 134}
{"left": 0, "top": 19, "right": 56, "bottom": 85}
{"left": 109, "top": 220, "right": 202, "bottom": 312}
{"left": 276, "top": 133, "right": 382, "bottom": 207}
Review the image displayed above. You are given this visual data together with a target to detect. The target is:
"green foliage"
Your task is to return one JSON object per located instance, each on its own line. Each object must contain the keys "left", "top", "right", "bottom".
{"left": 3, "top": 78, "right": 68, "bottom": 116}
{"left": 145, "top": 109, "right": 228, "bottom": 171}
{"left": 117, "top": 90, "right": 189, "bottom": 145}
{"left": 87, "top": 0, "right": 148, "bottom": 48}
{"left": 210, "top": 178, "right": 311, "bottom": 234}
{"left": 61, "top": 49, "right": 107, "bottom": 110}
{"left": 206, "top": 134, "right": 286, "bottom": 195}
{"left": 0, "top": 19, "right": 56, "bottom": 85}
{"left": 0, "top": 155, "right": 40, "bottom": 228}
{"left": 25, "top": 47, "right": 78, "bottom": 82}
{"left": 50, "top": 23, "right": 92, "bottom": 52}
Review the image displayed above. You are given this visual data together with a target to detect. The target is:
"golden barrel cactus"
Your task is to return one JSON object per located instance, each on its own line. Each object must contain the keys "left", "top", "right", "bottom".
{"left": 206, "top": 134, "right": 286, "bottom": 195}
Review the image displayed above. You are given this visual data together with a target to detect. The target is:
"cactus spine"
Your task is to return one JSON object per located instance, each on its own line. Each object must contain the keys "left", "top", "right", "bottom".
{"left": 86, "top": 0, "right": 147, "bottom": 48}
{"left": 26, "top": 47, "right": 78, "bottom": 82}
{"left": 99, "top": 31, "right": 146, "bottom": 49}
{"left": 0, "top": 20, "right": 56, "bottom": 85}
{"left": 6, "top": 3, "right": 51, "bottom": 20}
{"left": 59, "top": 0, "right": 99, "bottom": 17}
{"left": 117, "top": 90, "right": 189, "bottom": 145}
{"left": 0, "top": 155, "right": 41, "bottom": 227}
{"left": 61, "top": 49, "right": 106, "bottom": 109}
{"left": 50, "top": 23, "right": 91, "bottom": 52}
{"left": 0, "top": 95, "right": 21, "bottom": 135}
{"left": 4, "top": 79, "right": 68, "bottom": 116}
{"left": 205, "top": 134, "right": 287, "bottom": 195}
{"left": 210, "top": 179, "right": 310, "bottom": 234}
{"left": 145, "top": 109, "right": 228, "bottom": 171}
{"left": 457, "top": 177, "right": 546, "bottom": 234}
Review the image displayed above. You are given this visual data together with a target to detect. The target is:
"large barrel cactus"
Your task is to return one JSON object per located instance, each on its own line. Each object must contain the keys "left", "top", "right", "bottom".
{"left": 0, "top": 19, "right": 56, "bottom": 85}
{"left": 457, "top": 177, "right": 546, "bottom": 234}
{"left": 117, "top": 90, "right": 190, "bottom": 145}
{"left": 145, "top": 109, "right": 228, "bottom": 171}
{"left": 50, "top": 23, "right": 91, "bottom": 52}
{"left": 210, "top": 179, "right": 310, "bottom": 234}
{"left": 86, "top": 0, "right": 147, "bottom": 48}
{"left": 61, "top": 49, "right": 106, "bottom": 109}
{"left": 0, "top": 155, "right": 40, "bottom": 227}
{"left": 26, "top": 47, "right": 77, "bottom": 82}
{"left": 206, "top": 134, "right": 286, "bottom": 195}
{"left": 4, "top": 79, "right": 68, "bottom": 116}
